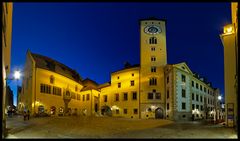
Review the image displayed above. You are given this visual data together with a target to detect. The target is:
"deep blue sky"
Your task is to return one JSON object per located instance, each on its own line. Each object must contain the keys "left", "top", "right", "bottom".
{"left": 9, "top": 2, "right": 231, "bottom": 106}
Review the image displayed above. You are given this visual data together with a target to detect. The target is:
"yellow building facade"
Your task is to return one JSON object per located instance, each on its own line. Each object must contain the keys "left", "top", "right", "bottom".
{"left": 18, "top": 51, "right": 100, "bottom": 116}
{"left": 19, "top": 18, "right": 221, "bottom": 121}
{"left": 2, "top": 2, "right": 13, "bottom": 138}
{"left": 220, "top": 2, "right": 238, "bottom": 128}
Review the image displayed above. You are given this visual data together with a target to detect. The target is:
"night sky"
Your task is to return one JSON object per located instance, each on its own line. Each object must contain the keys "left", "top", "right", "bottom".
{"left": 9, "top": 2, "right": 231, "bottom": 106}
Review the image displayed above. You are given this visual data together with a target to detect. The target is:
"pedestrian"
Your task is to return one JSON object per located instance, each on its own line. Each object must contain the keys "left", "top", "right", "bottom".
{"left": 27, "top": 110, "right": 30, "bottom": 120}
{"left": 23, "top": 111, "right": 26, "bottom": 121}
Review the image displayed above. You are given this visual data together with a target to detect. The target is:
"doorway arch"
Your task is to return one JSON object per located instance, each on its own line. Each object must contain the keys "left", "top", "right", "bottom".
{"left": 155, "top": 108, "right": 164, "bottom": 119}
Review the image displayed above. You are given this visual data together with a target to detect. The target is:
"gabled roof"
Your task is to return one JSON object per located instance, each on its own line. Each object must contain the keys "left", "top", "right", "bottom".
{"left": 30, "top": 51, "right": 83, "bottom": 84}
{"left": 81, "top": 78, "right": 99, "bottom": 91}
{"left": 111, "top": 64, "right": 140, "bottom": 74}
{"left": 173, "top": 62, "right": 193, "bottom": 75}
{"left": 98, "top": 82, "right": 111, "bottom": 89}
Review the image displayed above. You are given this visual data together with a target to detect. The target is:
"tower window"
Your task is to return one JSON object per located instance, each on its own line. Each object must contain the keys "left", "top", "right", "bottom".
{"left": 149, "top": 78, "right": 157, "bottom": 85}
{"left": 151, "top": 47, "right": 156, "bottom": 51}
{"left": 149, "top": 37, "right": 157, "bottom": 44}
{"left": 151, "top": 56, "right": 156, "bottom": 62}
{"left": 151, "top": 66, "right": 156, "bottom": 72}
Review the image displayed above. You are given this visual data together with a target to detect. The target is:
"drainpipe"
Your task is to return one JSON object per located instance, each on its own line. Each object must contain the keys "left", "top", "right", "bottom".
{"left": 91, "top": 90, "right": 92, "bottom": 117}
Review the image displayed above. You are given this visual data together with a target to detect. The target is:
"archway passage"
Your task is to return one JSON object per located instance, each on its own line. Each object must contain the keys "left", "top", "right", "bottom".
{"left": 101, "top": 106, "right": 112, "bottom": 116}
{"left": 155, "top": 108, "right": 164, "bottom": 119}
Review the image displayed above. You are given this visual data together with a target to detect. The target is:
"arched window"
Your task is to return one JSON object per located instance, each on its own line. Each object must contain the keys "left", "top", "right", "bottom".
{"left": 149, "top": 77, "right": 157, "bottom": 85}
{"left": 50, "top": 75, "right": 54, "bottom": 84}
{"left": 149, "top": 37, "right": 157, "bottom": 44}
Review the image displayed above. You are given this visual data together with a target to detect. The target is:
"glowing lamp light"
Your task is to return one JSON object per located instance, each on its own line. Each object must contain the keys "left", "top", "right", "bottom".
{"left": 14, "top": 71, "right": 21, "bottom": 80}
{"left": 218, "top": 95, "right": 222, "bottom": 100}
{"left": 223, "top": 24, "right": 234, "bottom": 34}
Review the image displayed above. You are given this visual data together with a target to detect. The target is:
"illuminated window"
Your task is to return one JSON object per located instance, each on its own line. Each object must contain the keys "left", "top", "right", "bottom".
{"left": 133, "top": 109, "right": 138, "bottom": 114}
{"left": 149, "top": 37, "right": 157, "bottom": 44}
{"left": 130, "top": 80, "right": 134, "bottom": 86}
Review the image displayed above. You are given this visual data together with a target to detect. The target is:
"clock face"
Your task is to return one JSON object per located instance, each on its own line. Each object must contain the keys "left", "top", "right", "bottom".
{"left": 144, "top": 25, "right": 161, "bottom": 34}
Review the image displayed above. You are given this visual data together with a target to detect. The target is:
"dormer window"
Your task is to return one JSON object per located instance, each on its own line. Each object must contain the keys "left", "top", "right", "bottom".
{"left": 50, "top": 75, "right": 54, "bottom": 84}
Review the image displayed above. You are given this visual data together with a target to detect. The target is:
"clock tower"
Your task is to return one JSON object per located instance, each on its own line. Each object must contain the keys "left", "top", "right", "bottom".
{"left": 139, "top": 18, "right": 167, "bottom": 119}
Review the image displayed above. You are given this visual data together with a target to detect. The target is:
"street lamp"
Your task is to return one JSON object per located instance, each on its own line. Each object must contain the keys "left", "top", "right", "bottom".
{"left": 13, "top": 70, "right": 21, "bottom": 80}
{"left": 218, "top": 95, "right": 222, "bottom": 101}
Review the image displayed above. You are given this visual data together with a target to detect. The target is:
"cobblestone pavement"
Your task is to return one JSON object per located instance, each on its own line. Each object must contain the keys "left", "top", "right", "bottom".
{"left": 5, "top": 115, "right": 238, "bottom": 139}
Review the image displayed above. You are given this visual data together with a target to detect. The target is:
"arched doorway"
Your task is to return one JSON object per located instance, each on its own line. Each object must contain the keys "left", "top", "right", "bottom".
{"left": 155, "top": 108, "right": 164, "bottom": 119}
{"left": 101, "top": 106, "right": 112, "bottom": 116}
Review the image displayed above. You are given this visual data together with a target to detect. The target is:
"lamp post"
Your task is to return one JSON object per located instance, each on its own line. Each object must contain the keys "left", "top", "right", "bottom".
{"left": 3, "top": 70, "right": 22, "bottom": 138}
